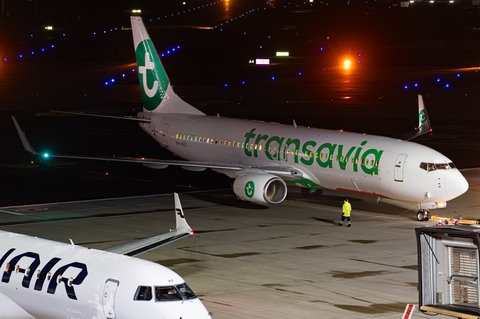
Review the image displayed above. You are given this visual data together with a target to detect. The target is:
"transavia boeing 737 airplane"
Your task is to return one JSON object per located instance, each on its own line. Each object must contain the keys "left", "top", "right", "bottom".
{"left": 12, "top": 16, "right": 468, "bottom": 221}
{"left": 0, "top": 193, "right": 211, "bottom": 319}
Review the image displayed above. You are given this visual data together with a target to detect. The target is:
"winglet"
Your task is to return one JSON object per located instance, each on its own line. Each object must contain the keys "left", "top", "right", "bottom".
{"left": 11, "top": 116, "right": 39, "bottom": 155}
{"left": 106, "top": 193, "right": 193, "bottom": 257}
{"left": 174, "top": 192, "right": 193, "bottom": 235}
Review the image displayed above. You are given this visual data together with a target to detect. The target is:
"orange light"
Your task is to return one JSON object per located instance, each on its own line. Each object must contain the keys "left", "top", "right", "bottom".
{"left": 343, "top": 59, "right": 352, "bottom": 70}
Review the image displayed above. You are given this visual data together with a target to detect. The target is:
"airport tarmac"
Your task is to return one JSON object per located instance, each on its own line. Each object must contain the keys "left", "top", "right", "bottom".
{"left": 1, "top": 169, "right": 479, "bottom": 319}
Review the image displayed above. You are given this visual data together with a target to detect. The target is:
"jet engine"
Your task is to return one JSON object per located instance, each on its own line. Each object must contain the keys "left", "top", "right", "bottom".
{"left": 233, "top": 174, "right": 287, "bottom": 204}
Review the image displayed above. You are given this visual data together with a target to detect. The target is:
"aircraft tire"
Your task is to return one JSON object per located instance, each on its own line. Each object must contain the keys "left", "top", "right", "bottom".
{"left": 417, "top": 211, "right": 425, "bottom": 222}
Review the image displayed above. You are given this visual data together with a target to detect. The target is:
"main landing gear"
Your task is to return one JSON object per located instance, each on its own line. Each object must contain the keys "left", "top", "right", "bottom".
{"left": 416, "top": 209, "right": 431, "bottom": 221}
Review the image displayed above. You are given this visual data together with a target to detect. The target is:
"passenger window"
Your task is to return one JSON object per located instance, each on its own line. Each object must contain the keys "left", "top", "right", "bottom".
{"left": 134, "top": 286, "right": 152, "bottom": 301}
{"left": 155, "top": 286, "right": 183, "bottom": 302}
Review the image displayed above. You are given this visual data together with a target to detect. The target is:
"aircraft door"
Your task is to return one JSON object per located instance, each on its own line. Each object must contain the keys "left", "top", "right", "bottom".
{"left": 103, "top": 279, "right": 119, "bottom": 319}
{"left": 161, "top": 123, "right": 169, "bottom": 147}
{"left": 394, "top": 154, "right": 408, "bottom": 182}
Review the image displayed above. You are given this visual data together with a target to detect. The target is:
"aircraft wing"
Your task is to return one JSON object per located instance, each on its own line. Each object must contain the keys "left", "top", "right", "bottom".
{"left": 49, "top": 110, "right": 151, "bottom": 122}
{"left": 106, "top": 193, "right": 193, "bottom": 257}
{"left": 12, "top": 116, "right": 301, "bottom": 179}
{"left": 393, "top": 94, "right": 432, "bottom": 141}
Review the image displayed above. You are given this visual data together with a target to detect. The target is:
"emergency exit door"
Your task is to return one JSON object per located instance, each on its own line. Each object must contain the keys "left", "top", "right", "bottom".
{"left": 394, "top": 154, "right": 408, "bottom": 182}
{"left": 103, "top": 279, "right": 119, "bottom": 319}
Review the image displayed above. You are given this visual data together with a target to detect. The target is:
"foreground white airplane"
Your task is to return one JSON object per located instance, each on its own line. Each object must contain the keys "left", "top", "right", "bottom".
{"left": 0, "top": 193, "right": 211, "bottom": 319}
{"left": 13, "top": 16, "right": 468, "bottom": 221}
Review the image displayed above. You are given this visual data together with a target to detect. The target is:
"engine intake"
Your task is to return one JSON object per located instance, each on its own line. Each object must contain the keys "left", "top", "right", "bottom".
{"left": 233, "top": 174, "right": 287, "bottom": 204}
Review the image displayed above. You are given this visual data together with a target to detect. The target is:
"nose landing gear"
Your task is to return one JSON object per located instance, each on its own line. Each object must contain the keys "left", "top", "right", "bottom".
{"left": 417, "top": 209, "right": 431, "bottom": 221}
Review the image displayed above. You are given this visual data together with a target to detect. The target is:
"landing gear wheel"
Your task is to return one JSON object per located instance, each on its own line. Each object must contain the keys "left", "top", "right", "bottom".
{"left": 416, "top": 211, "right": 425, "bottom": 222}
{"left": 417, "top": 209, "right": 430, "bottom": 221}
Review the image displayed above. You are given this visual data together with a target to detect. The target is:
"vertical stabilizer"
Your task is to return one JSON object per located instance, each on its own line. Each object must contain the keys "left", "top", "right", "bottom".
{"left": 417, "top": 94, "right": 432, "bottom": 135}
{"left": 131, "top": 16, "right": 204, "bottom": 115}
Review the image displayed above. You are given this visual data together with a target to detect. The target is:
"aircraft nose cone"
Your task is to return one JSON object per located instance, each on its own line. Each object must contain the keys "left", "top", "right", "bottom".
{"left": 446, "top": 171, "right": 469, "bottom": 199}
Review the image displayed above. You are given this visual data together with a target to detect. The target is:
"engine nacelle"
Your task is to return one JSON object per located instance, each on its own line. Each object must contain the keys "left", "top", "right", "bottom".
{"left": 233, "top": 174, "right": 287, "bottom": 204}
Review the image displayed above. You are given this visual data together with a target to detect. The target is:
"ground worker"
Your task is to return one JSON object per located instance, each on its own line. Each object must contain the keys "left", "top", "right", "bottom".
{"left": 338, "top": 199, "right": 352, "bottom": 227}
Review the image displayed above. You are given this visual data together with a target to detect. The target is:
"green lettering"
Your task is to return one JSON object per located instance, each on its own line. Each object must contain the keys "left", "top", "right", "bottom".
{"left": 300, "top": 140, "right": 317, "bottom": 166}
{"left": 361, "top": 149, "right": 383, "bottom": 175}
{"left": 285, "top": 138, "right": 300, "bottom": 163}
{"left": 337, "top": 145, "right": 356, "bottom": 171}
{"left": 254, "top": 134, "right": 269, "bottom": 158}
{"left": 244, "top": 129, "right": 256, "bottom": 157}
{"left": 265, "top": 136, "right": 284, "bottom": 161}
{"left": 316, "top": 143, "right": 337, "bottom": 168}
{"left": 353, "top": 141, "right": 367, "bottom": 172}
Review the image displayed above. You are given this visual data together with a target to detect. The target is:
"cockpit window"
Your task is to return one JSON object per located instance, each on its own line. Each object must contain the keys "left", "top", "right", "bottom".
{"left": 177, "top": 283, "right": 197, "bottom": 300}
{"left": 155, "top": 286, "right": 183, "bottom": 301}
{"left": 134, "top": 286, "right": 152, "bottom": 301}
{"left": 154, "top": 283, "right": 198, "bottom": 302}
{"left": 420, "top": 162, "right": 456, "bottom": 172}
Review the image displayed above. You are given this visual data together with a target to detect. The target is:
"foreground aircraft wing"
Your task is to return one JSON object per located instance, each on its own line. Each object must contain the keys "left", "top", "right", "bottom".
{"left": 12, "top": 116, "right": 300, "bottom": 178}
{"left": 393, "top": 94, "right": 432, "bottom": 141}
{"left": 106, "top": 193, "right": 193, "bottom": 257}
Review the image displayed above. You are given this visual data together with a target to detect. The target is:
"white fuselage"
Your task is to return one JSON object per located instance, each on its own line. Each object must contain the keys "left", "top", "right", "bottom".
{"left": 139, "top": 113, "right": 468, "bottom": 207}
{"left": 0, "top": 231, "right": 210, "bottom": 319}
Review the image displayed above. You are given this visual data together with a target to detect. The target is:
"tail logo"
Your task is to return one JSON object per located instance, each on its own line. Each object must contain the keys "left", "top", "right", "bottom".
{"left": 139, "top": 52, "right": 158, "bottom": 98}
{"left": 419, "top": 109, "right": 426, "bottom": 124}
{"left": 135, "top": 39, "right": 169, "bottom": 111}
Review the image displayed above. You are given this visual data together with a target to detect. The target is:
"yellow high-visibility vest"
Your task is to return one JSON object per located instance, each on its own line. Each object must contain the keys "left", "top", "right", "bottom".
{"left": 342, "top": 202, "right": 352, "bottom": 217}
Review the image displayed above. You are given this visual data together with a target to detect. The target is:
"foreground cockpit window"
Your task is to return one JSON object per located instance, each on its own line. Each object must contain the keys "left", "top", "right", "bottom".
{"left": 176, "top": 283, "right": 198, "bottom": 300}
{"left": 420, "top": 162, "right": 457, "bottom": 172}
{"left": 155, "top": 286, "right": 183, "bottom": 301}
{"left": 134, "top": 286, "right": 152, "bottom": 301}
{"left": 154, "top": 283, "right": 198, "bottom": 301}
